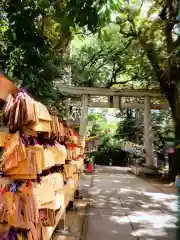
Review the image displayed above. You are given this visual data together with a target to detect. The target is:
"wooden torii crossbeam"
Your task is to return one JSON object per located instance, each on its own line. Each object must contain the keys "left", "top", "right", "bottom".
{"left": 67, "top": 100, "right": 169, "bottom": 109}
{"left": 55, "top": 82, "right": 163, "bottom": 97}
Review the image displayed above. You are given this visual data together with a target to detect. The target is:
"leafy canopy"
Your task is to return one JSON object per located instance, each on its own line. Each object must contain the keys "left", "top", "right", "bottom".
{"left": 0, "top": 0, "right": 106, "bottom": 114}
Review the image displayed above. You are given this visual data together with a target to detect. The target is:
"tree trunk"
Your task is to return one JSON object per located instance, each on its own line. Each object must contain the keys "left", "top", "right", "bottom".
{"left": 169, "top": 127, "right": 180, "bottom": 179}
{"left": 160, "top": 75, "right": 180, "bottom": 178}
{"left": 169, "top": 114, "right": 180, "bottom": 178}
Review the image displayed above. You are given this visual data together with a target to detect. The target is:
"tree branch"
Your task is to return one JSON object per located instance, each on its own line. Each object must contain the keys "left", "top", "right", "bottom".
{"left": 84, "top": 39, "right": 132, "bottom": 74}
{"left": 164, "top": 21, "right": 174, "bottom": 53}
{"left": 83, "top": 49, "right": 104, "bottom": 68}
{"left": 114, "top": 39, "right": 132, "bottom": 56}
{"left": 138, "top": 36, "right": 161, "bottom": 77}
{"left": 95, "top": 61, "right": 108, "bottom": 71}
{"left": 83, "top": 46, "right": 113, "bottom": 69}
{"left": 119, "top": 28, "right": 136, "bottom": 37}
{"left": 159, "top": 0, "right": 180, "bottom": 52}
{"left": 110, "top": 62, "right": 116, "bottom": 83}
{"left": 106, "top": 76, "right": 138, "bottom": 88}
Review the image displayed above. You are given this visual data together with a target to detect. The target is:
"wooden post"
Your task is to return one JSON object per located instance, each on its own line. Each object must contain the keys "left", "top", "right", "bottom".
{"left": 79, "top": 94, "right": 88, "bottom": 139}
{"left": 144, "top": 96, "right": 154, "bottom": 167}
{"left": 77, "top": 95, "right": 88, "bottom": 200}
{"left": 135, "top": 110, "right": 140, "bottom": 144}
{"left": 108, "top": 96, "right": 113, "bottom": 108}
{"left": 113, "top": 96, "right": 120, "bottom": 108}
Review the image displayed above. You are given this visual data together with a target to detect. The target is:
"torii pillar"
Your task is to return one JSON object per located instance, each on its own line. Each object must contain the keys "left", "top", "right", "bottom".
{"left": 135, "top": 109, "right": 140, "bottom": 144}
{"left": 76, "top": 94, "right": 88, "bottom": 199}
{"left": 144, "top": 96, "right": 154, "bottom": 168}
{"left": 79, "top": 94, "right": 89, "bottom": 140}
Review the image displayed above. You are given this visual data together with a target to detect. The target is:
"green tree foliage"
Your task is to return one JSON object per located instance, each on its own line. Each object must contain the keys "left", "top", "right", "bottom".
{"left": 87, "top": 114, "right": 127, "bottom": 166}
{"left": 0, "top": 0, "right": 106, "bottom": 114}
{"left": 87, "top": 111, "right": 128, "bottom": 166}
{"left": 115, "top": 109, "right": 137, "bottom": 142}
{"left": 152, "top": 110, "right": 174, "bottom": 142}
{"left": 116, "top": 109, "right": 174, "bottom": 148}
{"left": 87, "top": 110, "right": 118, "bottom": 136}
{"left": 87, "top": 112, "right": 107, "bottom": 136}
{"left": 71, "top": 24, "right": 157, "bottom": 88}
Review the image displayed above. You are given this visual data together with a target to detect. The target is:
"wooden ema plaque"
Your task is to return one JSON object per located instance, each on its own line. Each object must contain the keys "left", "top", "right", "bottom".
{"left": 0, "top": 74, "right": 19, "bottom": 100}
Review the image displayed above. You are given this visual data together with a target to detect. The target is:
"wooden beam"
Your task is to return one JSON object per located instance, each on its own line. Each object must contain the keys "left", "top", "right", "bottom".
{"left": 55, "top": 82, "right": 162, "bottom": 97}
{"left": 67, "top": 101, "right": 169, "bottom": 110}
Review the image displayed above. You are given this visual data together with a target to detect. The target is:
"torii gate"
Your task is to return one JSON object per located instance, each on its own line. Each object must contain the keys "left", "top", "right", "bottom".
{"left": 56, "top": 83, "right": 169, "bottom": 168}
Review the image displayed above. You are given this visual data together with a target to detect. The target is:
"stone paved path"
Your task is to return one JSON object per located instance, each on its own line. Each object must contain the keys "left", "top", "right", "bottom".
{"left": 81, "top": 166, "right": 178, "bottom": 240}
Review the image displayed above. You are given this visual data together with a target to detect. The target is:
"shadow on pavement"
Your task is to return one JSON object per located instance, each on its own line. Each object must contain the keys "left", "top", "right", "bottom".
{"left": 81, "top": 166, "right": 177, "bottom": 240}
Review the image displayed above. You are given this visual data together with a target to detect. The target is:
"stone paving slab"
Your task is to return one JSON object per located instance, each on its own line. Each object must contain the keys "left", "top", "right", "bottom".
{"left": 87, "top": 188, "right": 122, "bottom": 209}
{"left": 86, "top": 208, "right": 137, "bottom": 240}
{"left": 138, "top": 229, "right": 177, "bottom": 240}
{"left": 127, "top": 209, "right": 176, "bottom": 239}
{"left": 118, "top": 193, "right": 177, "bottom": 215}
